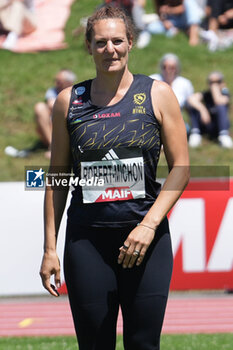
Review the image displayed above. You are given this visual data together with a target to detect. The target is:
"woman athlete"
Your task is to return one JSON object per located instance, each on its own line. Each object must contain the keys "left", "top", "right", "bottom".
{"left": 40, "top": 5, "right": 189, "bottom": 350}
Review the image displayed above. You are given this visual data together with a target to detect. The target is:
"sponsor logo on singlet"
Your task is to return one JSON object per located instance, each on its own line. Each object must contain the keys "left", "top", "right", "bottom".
{"left": 80, "top": 148, "right": 145, "bottom": 203}
{"left": 70, "top": 105, "right": 81, "bottom": 111}
{"left": 93, "top": 112, "right": 121, "bottom": 119}
{"left": 133, "top": 93, "right": 146, "bottom": 114}
{"left": 134, "top": 93, "right": 146, "bottom": 105}
{"left": 72, "top": 97, "right": 83, "bottom": 106}
{"left": 70, "top": 118, "right": 82, "bottom": 124}
{"left": 75, "top": 86, "right": 86, "bottom": 95}
{"left": 96, "top": 186, "right": 133, "bottom": 202}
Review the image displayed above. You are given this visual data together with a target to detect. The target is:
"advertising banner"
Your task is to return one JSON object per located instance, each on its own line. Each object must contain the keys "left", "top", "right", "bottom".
{"left": 0, "top": 179, "right": 232, "bottom": 295}
{"left": 169, "top": 179, "right": 233, "bottom": 290}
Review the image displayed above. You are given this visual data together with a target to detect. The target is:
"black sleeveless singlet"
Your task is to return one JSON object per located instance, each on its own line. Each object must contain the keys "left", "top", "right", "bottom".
{"left": 66, "top": 74, "right": 162, "bottom": 227}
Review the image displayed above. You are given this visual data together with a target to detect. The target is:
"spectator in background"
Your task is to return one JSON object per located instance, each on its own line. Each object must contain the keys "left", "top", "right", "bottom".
{"left": 4, "top": 69, "right": 77, "bottom": 158}
{"left": 0, "top": 0, "right": 37, "bottom": 50}
{"left": 148, "top": 0, "right": 202, "bottom": 46}
{"left": 35, "top": 69, "right": 77, "bottom": 158}
{"left": 150, "top": 53, "right": 194, "bottom": 133}
{"left": 104, "top": 0, "right": 151, "bottom": 48}
{"left": 188, "top": 71, "right": 233, "bottom": 148}
{"left": 207, "top": 0, "right": 233, "bottom": 31}
{"left": 200, "top": 0, "right": 233, "bottom": 51}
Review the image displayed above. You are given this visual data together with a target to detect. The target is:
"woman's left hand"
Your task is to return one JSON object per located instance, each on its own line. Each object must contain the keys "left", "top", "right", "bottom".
{"left": 117, "top": 225, "right": 156, "bottom": 268}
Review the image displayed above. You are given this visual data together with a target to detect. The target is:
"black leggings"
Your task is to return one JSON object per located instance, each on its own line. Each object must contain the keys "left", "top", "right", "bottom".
{"left": 64, "top": 219, "right": 173, "bottom": 350}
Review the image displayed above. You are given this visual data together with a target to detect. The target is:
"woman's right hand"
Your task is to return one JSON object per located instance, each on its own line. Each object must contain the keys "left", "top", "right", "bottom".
{"left": 40, "top": 251, "right": 61, "bottom": 297}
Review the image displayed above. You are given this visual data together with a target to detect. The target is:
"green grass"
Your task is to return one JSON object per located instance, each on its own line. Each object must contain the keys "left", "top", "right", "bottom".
{"left": 0, "top": 0, "right": 233, "bottom": 181}
{"left": 1, "top": 334, "right": 233, "bottom": 350}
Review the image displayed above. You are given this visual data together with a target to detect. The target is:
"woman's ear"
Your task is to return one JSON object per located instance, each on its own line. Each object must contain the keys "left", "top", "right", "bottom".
{"left": 128, "top": 38, "right": 133, "bottom": 52}
{"left": 86, "top": 40, "right": 92, "bottom": 55}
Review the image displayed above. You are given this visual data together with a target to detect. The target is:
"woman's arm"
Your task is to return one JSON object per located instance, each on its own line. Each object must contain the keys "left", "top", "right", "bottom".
{"left": 40, "top": 87, "right": 72, "bottom": 297}
{"left": 142, "top": 80, "right": 189, "bottom": 228}
{"left": 118, "top": 81, "right": 189, "bottom": 268}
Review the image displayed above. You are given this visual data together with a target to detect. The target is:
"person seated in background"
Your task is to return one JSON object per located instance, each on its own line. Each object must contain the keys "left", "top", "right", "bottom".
{"left": 188, "top": 71, "right": 233, "bottom": 149}
{"left": 104, "top": 0, "right": 151, "bottom": 48}
{"left": 148, "top": 0, "right": 202, "bottom": 46}
{"left": 35, "top": 69, "right": 77, "bottom": 158}
{"left": 150, "top": 53, "right": 194, "bottom": 133}
{"left": 200, "top": 0, "right": 233, "bottom": 51}
{"left": 4, "top": 68, "right": 77, "bottom": 158}
{"left": 0, "top": 0, "right": 37, "bottom": 50}
{"left": 207, "top": 0, "right": 233, "bottom": 31}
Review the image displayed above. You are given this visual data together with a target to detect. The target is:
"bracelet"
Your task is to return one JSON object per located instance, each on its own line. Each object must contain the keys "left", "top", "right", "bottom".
{"left": 137, "top": 223, "right": 156, "bottom": 232}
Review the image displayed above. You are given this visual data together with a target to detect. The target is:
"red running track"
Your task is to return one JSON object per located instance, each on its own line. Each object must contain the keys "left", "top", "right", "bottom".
{"left": 0, "top": 295, "right": 233, "bottom": 337}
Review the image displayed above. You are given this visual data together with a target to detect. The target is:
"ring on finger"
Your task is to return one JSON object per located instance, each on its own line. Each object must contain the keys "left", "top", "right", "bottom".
{"left": 123, "top": 244, "right": 129, "bottom": 250}
{"left": 133, "top": 249, "right": 140, "bottom": 257}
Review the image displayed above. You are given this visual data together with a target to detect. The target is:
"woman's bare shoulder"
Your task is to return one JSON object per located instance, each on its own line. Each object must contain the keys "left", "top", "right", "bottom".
{"left": 53, "top": 86, "right": 72, "bottom": 118}
{"left": 152, "top": 79, "right": 174, "bottom": 96}
{"left": 151, "top": 80, "right": 178, "bottom": 124}
{"left": 55, "top": 86, "right": 72, "bottom": 104}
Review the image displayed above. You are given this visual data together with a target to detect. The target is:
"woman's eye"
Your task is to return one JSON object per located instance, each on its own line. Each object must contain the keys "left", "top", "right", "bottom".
{"left": 114, "top": 39, "right": 123, "bottom": 45}
{"left": 96, "top": 41, "right": 106, "bottom": 47}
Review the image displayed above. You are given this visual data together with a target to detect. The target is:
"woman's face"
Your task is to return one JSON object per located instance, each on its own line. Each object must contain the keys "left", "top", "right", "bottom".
{"left": 87, "top": 18, "right": 132, "bottom": 74}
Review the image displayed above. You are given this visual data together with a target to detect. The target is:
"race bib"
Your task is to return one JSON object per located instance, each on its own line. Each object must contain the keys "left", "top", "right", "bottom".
{"left": 80, "top": 148, "right": 145, "bottom": 203}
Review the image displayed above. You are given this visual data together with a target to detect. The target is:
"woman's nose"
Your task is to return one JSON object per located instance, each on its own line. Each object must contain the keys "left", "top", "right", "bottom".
{"left": 105, "top": 40, "right": 114, "bottom": 53}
